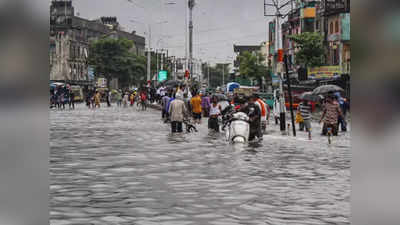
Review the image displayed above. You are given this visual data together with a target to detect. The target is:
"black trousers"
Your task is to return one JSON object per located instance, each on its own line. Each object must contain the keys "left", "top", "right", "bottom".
{"left": 162, "top": 109, "right": 168, "bottom": 119}
{"left": 171, "top": 121, "right": 183, "bottom": 133}
{"left": 69, "top": 100, "right": 75, "bottom": 109}
{"left": 208, "top": 117, "right": 219, "bottom": 132}
{"left": 249, "top": 123, "right": 261, "bottom": 141}
{"left": 337, "top": 115, "right": 347, "bottom": 131}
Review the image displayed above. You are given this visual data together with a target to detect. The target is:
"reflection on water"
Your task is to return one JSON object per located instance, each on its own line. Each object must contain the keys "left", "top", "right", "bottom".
{"left": 50, "top": 104, "right": 350, "bottom": 225}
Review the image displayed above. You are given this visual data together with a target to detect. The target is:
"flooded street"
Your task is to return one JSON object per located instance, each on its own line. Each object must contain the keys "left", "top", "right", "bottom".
{"left": 50, "top": 104, "right": 350, "bottom": 225}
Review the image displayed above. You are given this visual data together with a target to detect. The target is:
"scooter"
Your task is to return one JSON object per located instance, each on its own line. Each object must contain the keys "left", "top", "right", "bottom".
{"left": 224, "top": 111, "right": 250, "bottom": 143}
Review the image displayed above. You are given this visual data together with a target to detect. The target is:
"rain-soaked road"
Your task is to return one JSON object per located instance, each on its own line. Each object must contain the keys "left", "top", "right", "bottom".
{"left": 50, "top": 103, "right": 350, "bottom": 225}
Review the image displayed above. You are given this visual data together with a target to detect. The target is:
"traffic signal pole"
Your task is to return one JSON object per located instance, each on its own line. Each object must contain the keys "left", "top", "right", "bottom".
{"left": 284, "top": 54, "right": 296, "bottom": 136}
{"left": 264, "top": 0, "right": 291, "bottom": 133}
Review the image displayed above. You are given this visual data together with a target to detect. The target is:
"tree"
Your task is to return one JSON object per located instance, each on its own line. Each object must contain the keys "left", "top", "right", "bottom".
{"left": 117, "top": 54, "right": 147, "bottom": 88}
{"left": 88, "top": 38, "right": 143, "bottom": 89}
{"left": 289, "top": 32, "right": 325, "bottom": 68}
{"left": 238, "top": 51, "right": 269, "bottom": 88}
{"left": 203, "top": 63, "right": 230, "bottom": 88}
{"left": 199, "top": 64, "right": 226, "bottom": 88}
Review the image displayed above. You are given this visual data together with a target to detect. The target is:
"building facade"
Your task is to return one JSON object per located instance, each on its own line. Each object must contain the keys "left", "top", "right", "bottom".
{"left": 278, "top": 0, "right": 350, "bottom": 85}
{"left": 49, "top": 0, "right": 146, "bottom": 86}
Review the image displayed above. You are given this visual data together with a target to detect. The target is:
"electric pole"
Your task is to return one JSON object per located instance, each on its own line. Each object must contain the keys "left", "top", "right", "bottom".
{"left": 188, "top": 0, "right": 195, "bottom": 83}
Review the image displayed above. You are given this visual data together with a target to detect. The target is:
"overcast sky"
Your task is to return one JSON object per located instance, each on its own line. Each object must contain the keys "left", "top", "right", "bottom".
{"left": 69, "top": 0, "right": 278, "bottom": 65}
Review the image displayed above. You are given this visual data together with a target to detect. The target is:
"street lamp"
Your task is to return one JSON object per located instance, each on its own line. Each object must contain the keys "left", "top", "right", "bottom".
{"left": 130, "top": 20, "right": 168, "bottom": 82}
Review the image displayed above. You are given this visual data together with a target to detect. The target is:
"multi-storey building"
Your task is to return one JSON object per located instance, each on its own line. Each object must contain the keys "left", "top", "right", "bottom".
{"left": 279, "top": 0, "right": 350, "bottom": 84}
{"left": 317, "top": 0, "right": 350, "bottom": 73}
{"left": 49, "top": 0, "right": 146, "bottom": 86}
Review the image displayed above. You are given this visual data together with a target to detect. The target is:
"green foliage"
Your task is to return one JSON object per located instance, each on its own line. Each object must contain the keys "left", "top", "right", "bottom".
{"left": 238, "top": 51, "right": 269, "bottom": 87}
{"left": 88, "top": 38, "right": 147, "bottom": 88}
{"left": 289, "top": 32, "right": 325, "bottom": 68}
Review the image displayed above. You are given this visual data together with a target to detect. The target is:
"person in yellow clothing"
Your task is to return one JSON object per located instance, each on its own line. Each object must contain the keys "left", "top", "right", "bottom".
{"left": 295, "top": 110, "right": 304, "bottom": 131}
{"left": 190, "top": 92, "right": 202, "bottom": 124}
{"left": 130, "top": 93, "right": 135, "bottom": 106}
{"left": 94, "top": 91, "right": 101, "bottom": 108}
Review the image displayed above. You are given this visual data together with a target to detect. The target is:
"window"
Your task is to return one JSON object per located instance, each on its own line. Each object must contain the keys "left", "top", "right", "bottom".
{"left": 335, "top": 21, "right": 339, "bottom": 33}
{"left": 330, "top": 22, "right": 333, "bottom": 34}
{"left": 333, "top": 49, "right": 339, "bottom": 65}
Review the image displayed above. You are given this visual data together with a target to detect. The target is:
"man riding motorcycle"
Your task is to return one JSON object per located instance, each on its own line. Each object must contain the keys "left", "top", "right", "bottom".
{"left": 221, "top": 95, "right": 261, "bottom": 142}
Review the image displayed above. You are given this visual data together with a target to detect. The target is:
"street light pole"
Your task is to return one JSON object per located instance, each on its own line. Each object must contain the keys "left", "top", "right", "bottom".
{"left": 156, "top": 49, "right": 159, "bottom": 77}
{"left": 161, "top": 49, "right": 164, "bottom": 70}
{"left": 207, "top": 62, "right": 210, "bottom": 87}
{"left": 222, "top": 64, "right": 225, "bottom": 88}
{"left": 147, "top": 25, "right": 151, "bottom": 83}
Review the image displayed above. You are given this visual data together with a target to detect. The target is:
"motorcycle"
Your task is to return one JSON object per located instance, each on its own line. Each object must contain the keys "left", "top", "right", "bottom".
{"left": 222, "top": 107, "right": 250, "bottom": 143}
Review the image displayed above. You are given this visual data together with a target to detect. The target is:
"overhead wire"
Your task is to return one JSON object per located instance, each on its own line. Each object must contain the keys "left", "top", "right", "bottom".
{"left": 165, "top": 32, "right": 267, "bottom": 49}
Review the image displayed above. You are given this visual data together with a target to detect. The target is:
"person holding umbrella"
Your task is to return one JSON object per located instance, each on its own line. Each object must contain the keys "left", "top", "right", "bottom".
{"left": 319, "top": 94, "right": 342, "bottom": 136}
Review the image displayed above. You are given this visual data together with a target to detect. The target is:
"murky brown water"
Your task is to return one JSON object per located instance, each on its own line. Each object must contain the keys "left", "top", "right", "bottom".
{"left": 50, "top": 103, "right": 350, "bottom": 225}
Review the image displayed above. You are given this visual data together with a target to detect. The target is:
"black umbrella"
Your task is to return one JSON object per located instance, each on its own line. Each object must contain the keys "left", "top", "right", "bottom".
{"left": 299, "top": 92, "right": 321, "bottom": 102}
{"left": 312, "top": 85, "right": 344, "bottom": 95}
{"left": 163, "top": 80, "right": 182, "bottom": 87}
{"left": 212, "top": 93, "right": 228, "bottom": 101}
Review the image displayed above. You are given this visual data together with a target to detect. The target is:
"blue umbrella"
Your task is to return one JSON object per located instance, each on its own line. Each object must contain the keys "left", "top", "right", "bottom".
{"left": 227, "top": 82, "right": 240, "bottom": 92}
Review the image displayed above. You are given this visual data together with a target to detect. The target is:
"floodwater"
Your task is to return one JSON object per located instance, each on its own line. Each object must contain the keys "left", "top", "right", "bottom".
{"left": 50, "top": 103, "right": 350, "bottom": 225}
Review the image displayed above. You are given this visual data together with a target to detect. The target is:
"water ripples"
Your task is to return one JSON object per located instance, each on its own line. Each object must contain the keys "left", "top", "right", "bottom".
{"left": 50, "top": 104, "right": 350, "bottom": 225}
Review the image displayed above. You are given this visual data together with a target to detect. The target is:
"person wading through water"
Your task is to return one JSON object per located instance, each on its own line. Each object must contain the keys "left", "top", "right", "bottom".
{"left": 208, "top": 96, "right": 221, "bottom": 132}
{"left": 190, "top": 92, "right": 202, "bottom": 124}
{"left": 241, "top": 95, "right": 261, "bottom": 141}
{"left": 320, "top": 94, "right": 342, "bottom": 136}
{"left": 168, "top": 92, "right": 188, "bottom": 133}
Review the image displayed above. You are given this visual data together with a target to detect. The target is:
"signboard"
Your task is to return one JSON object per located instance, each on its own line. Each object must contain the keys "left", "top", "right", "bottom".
{"left": 234, "top": 87, "right": 254, "bottom": 96}
{"left": 341, "top": 13, "right": 350, "bottom": 41}
{"left": 301, "top": 7, "right": 316, "bottom": 18}
{"left": 308, "top": 66, "right": 341, "bottom": 80}
{"left": 88, "top": 66, "right": 95, "bottom": 81}
{"left": 271, "top": 74, "right": 280, "bottom": 87}
{"left": 96, "top": 78, "right": 107, "bottom": 88}
{"left": 328, "top": 33, "right": 340, "bottom": 42}
{"left": 158, "top": 70, "right": 168, "bottom": 82}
